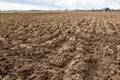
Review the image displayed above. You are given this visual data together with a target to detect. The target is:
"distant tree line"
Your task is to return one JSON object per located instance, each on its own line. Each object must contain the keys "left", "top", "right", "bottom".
{"left": 0, "top": 7, "right": 120, "bottom": 12}
{"left": 65, "top": 7, "right": 120, "bottom": 12}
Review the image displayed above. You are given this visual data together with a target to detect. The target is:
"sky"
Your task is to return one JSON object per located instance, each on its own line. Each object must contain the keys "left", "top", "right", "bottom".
{"left": 0, "top": 0, "right": 120, "bottom": 10}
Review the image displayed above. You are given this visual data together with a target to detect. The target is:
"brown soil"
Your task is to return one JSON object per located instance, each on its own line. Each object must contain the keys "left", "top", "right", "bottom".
{"left": 0, "top": 12, "right": 120, "bottom": 80}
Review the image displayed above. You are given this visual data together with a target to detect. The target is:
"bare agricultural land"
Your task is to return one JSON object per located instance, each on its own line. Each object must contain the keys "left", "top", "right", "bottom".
{"left": 0, "top": 12, "right": 120, "bottom": 80}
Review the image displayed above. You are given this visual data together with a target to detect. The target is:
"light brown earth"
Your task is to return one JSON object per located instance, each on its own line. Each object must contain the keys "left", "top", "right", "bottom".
{"left": 0, "top": 12, "right": 120, "bottom": 80}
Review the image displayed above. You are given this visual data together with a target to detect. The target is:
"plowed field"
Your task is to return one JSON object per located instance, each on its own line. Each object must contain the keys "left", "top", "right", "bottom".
{"left": 0, "top": 12, "right": 120, "bottom": 80}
